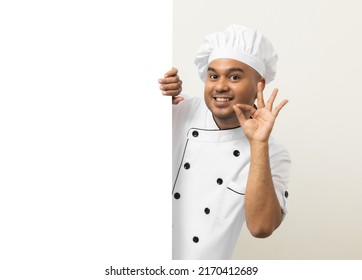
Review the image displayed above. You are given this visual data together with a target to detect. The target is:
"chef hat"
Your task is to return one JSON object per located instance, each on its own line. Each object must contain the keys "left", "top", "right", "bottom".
{"left": 194, "top": 24, "right": 278, "bottom": 83}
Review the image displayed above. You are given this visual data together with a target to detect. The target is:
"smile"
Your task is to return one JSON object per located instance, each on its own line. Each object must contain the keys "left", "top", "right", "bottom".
{"left": 214, "top": 97, "right": 232, "bottom": 102}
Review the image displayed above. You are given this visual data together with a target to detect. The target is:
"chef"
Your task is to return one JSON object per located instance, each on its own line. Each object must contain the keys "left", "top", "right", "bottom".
{"left": 159, "top": 24, "right": 291, "bottom": 260}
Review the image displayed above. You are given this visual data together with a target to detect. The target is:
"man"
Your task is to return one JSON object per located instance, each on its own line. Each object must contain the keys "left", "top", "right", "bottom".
{"left": 159, "top": 25, "right": 291, "bottom": 260}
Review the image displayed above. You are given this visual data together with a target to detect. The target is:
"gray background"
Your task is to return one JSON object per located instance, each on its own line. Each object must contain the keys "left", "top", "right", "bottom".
{"left": 173, "top": 0, "right": 362, "bottom": 259}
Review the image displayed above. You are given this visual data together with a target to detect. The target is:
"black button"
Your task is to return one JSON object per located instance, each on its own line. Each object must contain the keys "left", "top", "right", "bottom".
{"left": 184, "top": 162, "right": 190, "bottom": 169}
{"left": 204, "top": 208, "right": 210, "bottom": 215}
{"left": 192, "top": 130, "right": 199, "bottom": 137}
{"left": 174, "top": 192, "right": 181, "bottom": 199}
{"left": 284, "top": 191, "right": 289, "bottom": 198}
{"left": 193, "top": 236, "right": 199, "bottom": 243}
{"left": 233, "top": 150, "right": 240, "bottom": 157}
{"left": 217, "top": 178, "right": 223, "bottom": 185}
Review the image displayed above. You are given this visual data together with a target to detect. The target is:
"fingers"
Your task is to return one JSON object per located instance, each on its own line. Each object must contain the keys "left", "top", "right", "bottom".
{"left": 164, "top": 67, "right": 178, "bottom": 78}
{"left": 258, "top": 86, "right": 287, "bottom": 116}
{"left": 233, "top": 105, "right": 246, "bottom": 126}
{"left": 265, "top": 88, "right": 279, "bottom": 111}
{"left": 158, "top": 67, "right": 183, "bottom": 97}
{"left": 233, "top": 104, "right": 256, "bottom": 125}
{"left": 264, "top": 88, "right": 288, "bottom": 117}
{"left": 256, "top": 82, "right": 265, "bottom": 109}
{"left": 160, "top": 82, "right": 182, "bottom": 94}
{"left": 159, "top": 76, "right": 181, "bottom": 85}
{"left": 159, "top": 67, "right": 179, "bottom": 83}
{"left": 272, "top": 99, "right": 288, "bottom": 117}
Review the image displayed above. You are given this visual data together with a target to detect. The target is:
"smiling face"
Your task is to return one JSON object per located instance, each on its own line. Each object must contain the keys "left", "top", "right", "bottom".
{"left": 204, "top": 58, "right": 265, "bottom": 129}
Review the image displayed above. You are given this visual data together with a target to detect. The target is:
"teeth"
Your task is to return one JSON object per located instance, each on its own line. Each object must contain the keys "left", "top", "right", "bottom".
{"left": 215, "top": 97, "right": 230, "bottom": 102}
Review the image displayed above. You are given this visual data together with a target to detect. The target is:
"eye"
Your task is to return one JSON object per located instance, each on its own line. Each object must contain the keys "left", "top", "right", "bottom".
{"left": 229, "top": 75, "right": 240, "bottom": 81}
{"left": 208, "top": 74, "right": 218, "bottom": 80}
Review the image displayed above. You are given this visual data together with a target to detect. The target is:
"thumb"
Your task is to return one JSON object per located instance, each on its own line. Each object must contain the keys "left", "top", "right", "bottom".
{"left": 172, "top": 96, "right": 184, "bottom": 105}
{"left": 233, "top": 104, "right": 247, "bottom": 126}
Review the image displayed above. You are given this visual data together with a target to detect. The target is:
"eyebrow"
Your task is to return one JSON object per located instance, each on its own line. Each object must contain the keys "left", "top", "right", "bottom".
{"left": 207, "top": 67, "right": 244, "bottom": 73}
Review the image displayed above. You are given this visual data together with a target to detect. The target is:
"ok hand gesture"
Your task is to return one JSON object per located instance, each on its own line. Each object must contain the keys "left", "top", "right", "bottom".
{"left": 233, "top": 83, "right": 288, "bottom": 144}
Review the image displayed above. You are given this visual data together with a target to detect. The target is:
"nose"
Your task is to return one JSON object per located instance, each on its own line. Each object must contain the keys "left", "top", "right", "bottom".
{"left": 215, "top": 77, "right": 229, "bottom": 93}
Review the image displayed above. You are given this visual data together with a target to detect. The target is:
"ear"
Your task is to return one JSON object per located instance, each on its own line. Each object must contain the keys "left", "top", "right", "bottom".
{"left": 254, "top": 77, "right": 266, "bottom": 100}
{"left": 258, "top": 77, "right": 266, "bottom": 90}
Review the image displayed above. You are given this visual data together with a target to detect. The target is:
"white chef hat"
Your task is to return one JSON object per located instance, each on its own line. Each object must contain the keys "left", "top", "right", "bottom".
{"left": 194, "top": 24, "right": 278, "bottom": 83}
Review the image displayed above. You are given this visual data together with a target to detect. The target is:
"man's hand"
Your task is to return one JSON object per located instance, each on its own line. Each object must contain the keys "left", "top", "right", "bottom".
{"left": 233, "top": 82, "right": 288, "bottom": 143}
{"left": 234, "top": 83, "right": 288, "bottom": 237}
{"left": 158, "top": 67, "right": 183, "bottom": 105}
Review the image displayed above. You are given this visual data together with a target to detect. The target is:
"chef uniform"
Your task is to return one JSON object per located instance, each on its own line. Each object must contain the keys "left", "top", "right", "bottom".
{"left": 172, "top": 25, "right": 291, "bottom": 260}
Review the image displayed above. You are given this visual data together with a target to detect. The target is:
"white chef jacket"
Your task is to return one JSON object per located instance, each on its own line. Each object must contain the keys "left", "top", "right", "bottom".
{"left": 172, "top": 95, "right": 291, "bottom": 260}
